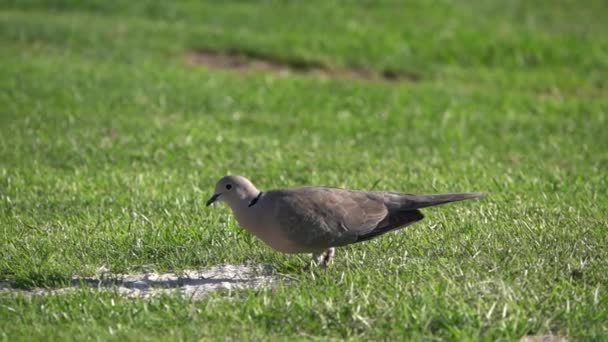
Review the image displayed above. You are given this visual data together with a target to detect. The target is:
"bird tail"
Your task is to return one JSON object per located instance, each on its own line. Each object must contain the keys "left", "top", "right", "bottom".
{"left": 402, "top": 192, "right": 486, "bottom": 209}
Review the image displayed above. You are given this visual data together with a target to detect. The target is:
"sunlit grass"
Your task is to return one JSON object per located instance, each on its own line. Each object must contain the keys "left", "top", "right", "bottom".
{"left": 1, "top": 0, "right": 607, "bottom": 340}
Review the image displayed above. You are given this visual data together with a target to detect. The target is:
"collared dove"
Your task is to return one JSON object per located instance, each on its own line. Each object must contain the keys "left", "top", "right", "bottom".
{"left": 206, "top": 175, "right": 485, "bottom": 266}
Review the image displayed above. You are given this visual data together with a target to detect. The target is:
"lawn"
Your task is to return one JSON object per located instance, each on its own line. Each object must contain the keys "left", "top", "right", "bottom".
{"left": 1, "top": 0, "right": 607, "bottom": 340}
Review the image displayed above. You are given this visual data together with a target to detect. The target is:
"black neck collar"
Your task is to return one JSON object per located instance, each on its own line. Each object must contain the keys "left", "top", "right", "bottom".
{"left": 248, "top": 192, "right": 263, "bottom": 207}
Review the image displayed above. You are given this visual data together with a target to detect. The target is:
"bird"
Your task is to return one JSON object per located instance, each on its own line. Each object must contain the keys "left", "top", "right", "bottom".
{"left": 206, "top": 175, "right": 485, "bottom": 267}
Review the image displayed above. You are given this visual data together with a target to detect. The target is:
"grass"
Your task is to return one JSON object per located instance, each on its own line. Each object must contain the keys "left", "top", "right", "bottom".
{"left": 1, "top": 0, "right": 607, "bottom": 340}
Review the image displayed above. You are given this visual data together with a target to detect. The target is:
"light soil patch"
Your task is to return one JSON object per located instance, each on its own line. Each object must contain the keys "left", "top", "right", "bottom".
{"left": 184, "top": 49, "right": 421, "bottom": 82}
{"left": 520, "top": 335, "right": 568, "bottom": 342}
{"left": 0, "top": 264, "right": 278, "bottom": 300}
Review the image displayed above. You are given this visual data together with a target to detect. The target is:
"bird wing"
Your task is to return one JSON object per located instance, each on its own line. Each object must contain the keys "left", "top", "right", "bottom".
{"left": 269, "top": 187, "right": 389, "bottom": 249}
{"left": 262, "top": 187, "right": 484, "bottom": 251}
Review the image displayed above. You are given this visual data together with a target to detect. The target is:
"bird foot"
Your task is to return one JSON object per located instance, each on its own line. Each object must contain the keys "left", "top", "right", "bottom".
{"left": 308, "top": 247, "right": 335, "bottom": 269}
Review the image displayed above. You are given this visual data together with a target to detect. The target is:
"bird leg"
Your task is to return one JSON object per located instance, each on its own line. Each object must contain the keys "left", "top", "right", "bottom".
{"left": 312, "top": 252, "right": 324, "bottom": 265}
{"left": 311, "top": 248, "right": 335, "bottom": 267}
{"left": 322, "top": 247, "right": 336, "bottom": 266}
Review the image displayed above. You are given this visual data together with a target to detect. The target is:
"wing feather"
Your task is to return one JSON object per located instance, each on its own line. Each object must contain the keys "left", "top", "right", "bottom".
{"left": 270, "top": 187, "right": 388, "bottom": 249}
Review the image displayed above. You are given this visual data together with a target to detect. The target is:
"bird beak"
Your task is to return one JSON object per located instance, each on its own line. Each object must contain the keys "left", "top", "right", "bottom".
{"left": 206, "top": 193, "right": 220, "bottom": 207}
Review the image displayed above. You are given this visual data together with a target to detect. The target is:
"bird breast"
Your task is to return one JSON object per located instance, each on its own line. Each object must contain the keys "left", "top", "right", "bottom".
{"left": 231, "top": 204, "right": 309, "bottom": 254}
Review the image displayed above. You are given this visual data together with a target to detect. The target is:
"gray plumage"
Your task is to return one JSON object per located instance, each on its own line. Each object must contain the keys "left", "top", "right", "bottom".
{"left": 206, "top": 175, "right": 485, "bottom": 266}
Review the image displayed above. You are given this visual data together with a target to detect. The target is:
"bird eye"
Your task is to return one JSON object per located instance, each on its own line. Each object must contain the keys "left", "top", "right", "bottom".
{"left": 225, "top": 184, "right": 232, "bottom": 190}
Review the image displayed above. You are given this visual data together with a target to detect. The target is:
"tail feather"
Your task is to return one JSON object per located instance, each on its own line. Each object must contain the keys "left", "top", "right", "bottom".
{"left": 396, "top": 192, "right": 486, "bottom": 210}
{"left": 357, "top": 209, "right": 424, "bottom": 242}
{"left": 355, "top": 191, "right": 485, "bottom": 243}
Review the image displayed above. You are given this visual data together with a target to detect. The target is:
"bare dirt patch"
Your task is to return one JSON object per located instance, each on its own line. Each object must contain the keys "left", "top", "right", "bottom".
{"left": 0, "top": 264, "right": 279, "bottom": 300}
{"left": 184, "top": 49, "right": 421, "bottom": 82}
